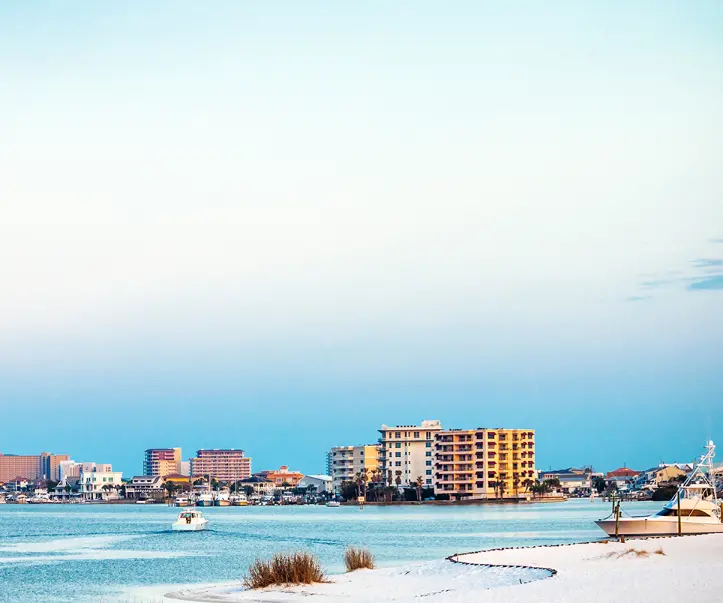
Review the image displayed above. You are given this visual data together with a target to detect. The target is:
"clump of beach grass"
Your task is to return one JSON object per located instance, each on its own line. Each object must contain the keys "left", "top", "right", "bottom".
{"left": 655, "top": 546, "right": 666, "bottom": 555}
{"left": 243, "top": 551, "right": 326, "bottom": 589}
{"left": 344, "top": 546, "right": 375, "bottom": 572}
{"left": 603, "top": 547, "right": 650, "bottom": 559}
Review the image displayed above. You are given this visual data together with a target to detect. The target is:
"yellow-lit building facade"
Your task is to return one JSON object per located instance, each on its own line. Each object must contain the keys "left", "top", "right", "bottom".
{"left": 327, "top": 444, "right": 380, "bottom": 492}
{"left": 434, "top": 428, "right": 535, "bottom": 500}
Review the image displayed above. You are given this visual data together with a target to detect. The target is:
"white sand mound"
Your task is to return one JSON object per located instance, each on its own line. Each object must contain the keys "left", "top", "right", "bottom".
{"left": 165, "top": 534, "right": 723, "bottom": 603}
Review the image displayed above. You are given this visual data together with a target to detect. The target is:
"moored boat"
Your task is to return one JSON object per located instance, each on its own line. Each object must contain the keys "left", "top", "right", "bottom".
{"left": 196, "top": 492, "right": 214, "bottom": 507}
{"left": 231, "top": 493, "right": 248, "bottom": 506}
{"left": 595, "top": 441, "right": 723, "bottom": 536}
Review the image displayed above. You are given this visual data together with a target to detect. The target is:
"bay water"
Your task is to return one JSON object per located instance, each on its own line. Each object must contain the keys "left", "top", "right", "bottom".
{"left": 0, "top": 499, "right": 661, "bottom": 602}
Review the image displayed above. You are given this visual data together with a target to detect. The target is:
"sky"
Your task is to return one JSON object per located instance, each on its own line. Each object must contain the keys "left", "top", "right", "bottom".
{"left": 1, "top": 2, "right": 722, "bottom": 477}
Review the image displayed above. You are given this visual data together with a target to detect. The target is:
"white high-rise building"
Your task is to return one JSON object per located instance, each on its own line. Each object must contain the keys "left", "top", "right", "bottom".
{"left": 379, "top": 420, "right": 442, "bottom": 487}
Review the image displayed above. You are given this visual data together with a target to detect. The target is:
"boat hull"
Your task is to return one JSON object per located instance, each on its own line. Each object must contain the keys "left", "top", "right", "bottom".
{"left": 214, "top": 501, "right": 231, "bottom": 506}
{"left": 171, "top": 521, "right": 208, "bottom": 532}
{"left": 595, "top": 517, "right": 723, "bottom": 536}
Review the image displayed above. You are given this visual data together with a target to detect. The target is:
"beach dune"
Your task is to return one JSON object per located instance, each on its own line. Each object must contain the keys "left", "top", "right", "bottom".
{"left": 165, "top": 534, "right": 723, "bottom": 603}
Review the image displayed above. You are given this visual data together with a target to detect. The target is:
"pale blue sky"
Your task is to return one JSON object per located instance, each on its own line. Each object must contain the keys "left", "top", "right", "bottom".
{"left": 1, "top": 2, "right": 722, "bottom": 476}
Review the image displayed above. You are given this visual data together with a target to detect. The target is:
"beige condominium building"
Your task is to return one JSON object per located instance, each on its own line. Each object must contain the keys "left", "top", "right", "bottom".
{"left": 434, "top": 428, "right": 535, "bottom": 500}
{"left": 327, "top": 445, "right": 380, "bottom": 492}
{"left": 189, "top": 449, "right": 252, "bottom": 481}
{"left": 379, "top": 420, "right": 442, "bottom": 488}
{"left": 0, "top": 452, "right": 70, "bottom": 482}
{"left": 143, "top": 448, "right": 182, "bottom": 477}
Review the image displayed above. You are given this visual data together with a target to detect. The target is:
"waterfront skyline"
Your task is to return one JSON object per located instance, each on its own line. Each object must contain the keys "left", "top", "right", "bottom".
{"left": 1, "top": 2, "right": 722, "bottom": 477}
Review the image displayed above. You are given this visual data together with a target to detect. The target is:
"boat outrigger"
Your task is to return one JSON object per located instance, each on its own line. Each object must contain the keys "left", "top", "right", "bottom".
{"left": 596, "top": 440, "right": 723, "bottom": 536}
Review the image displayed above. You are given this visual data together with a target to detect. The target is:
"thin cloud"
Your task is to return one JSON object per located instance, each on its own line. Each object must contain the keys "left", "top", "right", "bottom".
{"left": 692, "top": 258, "right": 723, "bottom": 268}
{"left": 688, "top": 275, "right": 723, "bottom": 291}
{"left": 632, "top": 247, "right": 723, "bottom": 298}
{"left": 709, "top": 237, "right": 723, "bottom": 244}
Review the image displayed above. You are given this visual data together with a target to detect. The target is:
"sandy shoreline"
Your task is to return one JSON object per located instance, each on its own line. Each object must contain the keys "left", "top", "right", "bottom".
{"left": 160, "top": 534, "right": 723, "bottom": 603}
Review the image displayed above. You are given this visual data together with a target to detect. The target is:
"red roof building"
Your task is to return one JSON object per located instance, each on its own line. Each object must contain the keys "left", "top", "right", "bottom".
{"left": 605, "top": 467, "right": 639, "bottom": 479}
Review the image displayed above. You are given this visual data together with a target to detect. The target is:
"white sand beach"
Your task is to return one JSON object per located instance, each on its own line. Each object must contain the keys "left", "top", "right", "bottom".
{"left": 163, "top": 534, "right": 723, "bottom": 603}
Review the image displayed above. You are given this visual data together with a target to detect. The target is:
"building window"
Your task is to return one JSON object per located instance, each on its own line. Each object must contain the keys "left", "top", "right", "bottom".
{"left": 395, "top": 443, "right": 401, "bottom": 448}
{"left": 395, "top": 462, "right": 401, "bottom": 467}
{"left": 426, "top": 470, "right": 432, "bottom": 475}
{"left": 425, "top": 451, "right": 432, "bottom": 457}
{"left": 414, "top": 432, "right": 420, "bottom": 438}
{"left": 426, "top": 461, "right": 432, "bottom": 466}
{"left": 395, "top": 432, "right": 401, "bottom": 438}
{"left": 426, "top": 442, "right": 432, "bottom": 448}
{"left": 395, "top": 452, "right": 401, "bottom": 458}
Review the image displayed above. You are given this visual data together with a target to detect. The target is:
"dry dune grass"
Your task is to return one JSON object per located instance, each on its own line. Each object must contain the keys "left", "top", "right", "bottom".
{"left": 655, "top": 546, "right": 666, "bottom": 555}
{"left": 244, "top": 552, "right": 327, "bottom": 589}
{"left": 603, "top": 547, "right": 651, "bottom": 559}
{"left": 345, "top": 546, "right": 375, "bottom": 572}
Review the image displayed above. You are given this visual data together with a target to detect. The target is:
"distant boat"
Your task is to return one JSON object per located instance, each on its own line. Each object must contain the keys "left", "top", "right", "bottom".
{"left": 231, "top": 493, "right": 248, "bottom": 506}
{"left": 214, "top": 491, "right": 231, "bottom": 507}
{"left": 325, "top": 500, "right": 341, "bottom": 508}
{"left": 196, "top": 492, "right": 214, "bottom": 507}
{"left": 173, "top": 496, "right": 193, "bottom": 507}
{"left": 172, "top": 508, "right": 209, "bottom": 532}
{"left": 596, "top": 441, "right": 723, "bottom": 536}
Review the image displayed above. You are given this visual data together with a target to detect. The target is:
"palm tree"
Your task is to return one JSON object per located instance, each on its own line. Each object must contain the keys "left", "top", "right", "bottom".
{"left": 355, "top": 472, "right": 363, "bottom": 499}
{"left": 415, "top": 476, "right": 423, "bottom": 503}
{"left": 489, "top": 480, "right": 498, "bottom": 499}
{"left": 361, "top": 468, "right": 369, "bottom": 501}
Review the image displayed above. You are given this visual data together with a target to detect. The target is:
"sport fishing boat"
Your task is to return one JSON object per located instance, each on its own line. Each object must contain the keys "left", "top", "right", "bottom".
{"left": 231, "top": 493, "right": 248, "bottom": 506}
{"left": 596, "top": 441, "right": 723, "bottom": 536}
{"left": 173, "top": 495, "right": 193, "bottom": 507}
{"left": 172, "top": 508, "right": 209, "bottom": 531}
{"left": 196, "top": 492, "right": 214, "bottom": 507}
{"left": 214, "top": 491, "right": 231, "bottom": 506}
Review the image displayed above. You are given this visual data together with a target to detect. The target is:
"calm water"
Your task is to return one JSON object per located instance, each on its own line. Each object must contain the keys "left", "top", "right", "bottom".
{"left": 0, "top": 500, "right": 661, "bottom": 602}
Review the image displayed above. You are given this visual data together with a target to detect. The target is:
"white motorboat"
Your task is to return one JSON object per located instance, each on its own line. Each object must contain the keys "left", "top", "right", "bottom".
{"left": 172, "top": 508, "right": 209, "bottom": 532}
{"left": 173, "top": 496, "right": 193, "bottom": 507}
{"left": 214, "top": 491, "right": 231, "bottom": 506}
{"left": 596, "top": 440, "right": 723, "bottom": 536}
{"left": 325, "top": 500, "right": 341, "bottom": 508}
{"left": 231, "top": 493, "right": 248, "bottom": 506}
{"left": 196, "top": 492, "right": 214, "bottom": 507}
